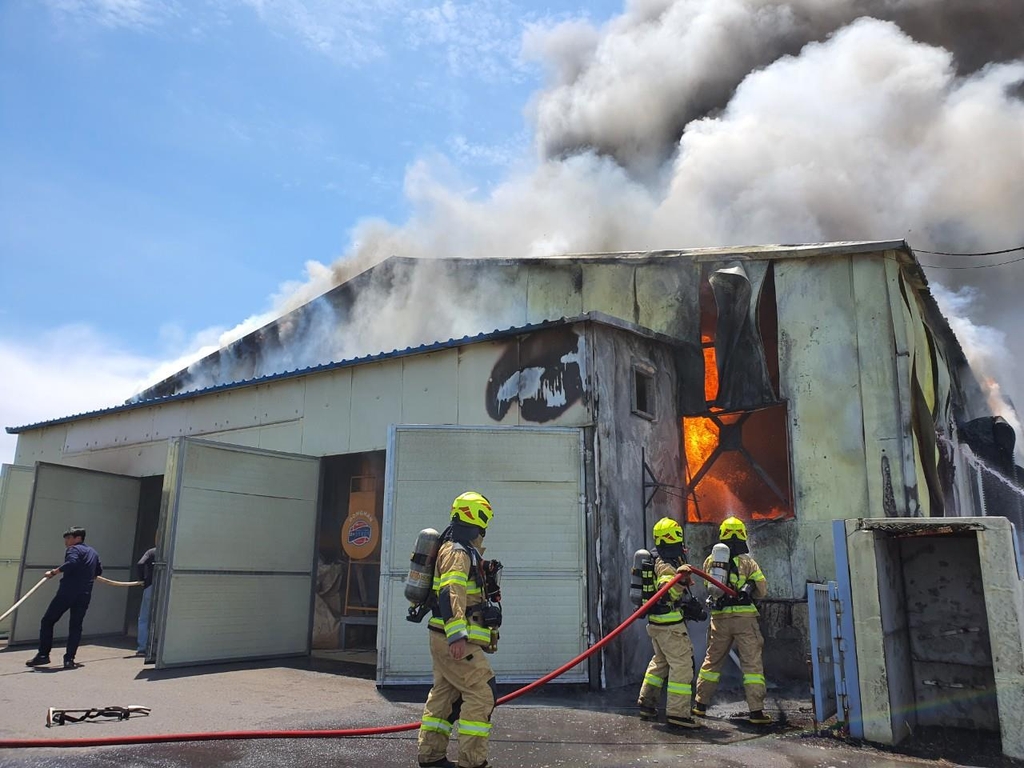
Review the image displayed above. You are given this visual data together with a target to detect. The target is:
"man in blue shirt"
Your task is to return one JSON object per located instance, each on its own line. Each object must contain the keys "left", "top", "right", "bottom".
{"left": 25, "top": 526, "right": 103, "bottom": 670}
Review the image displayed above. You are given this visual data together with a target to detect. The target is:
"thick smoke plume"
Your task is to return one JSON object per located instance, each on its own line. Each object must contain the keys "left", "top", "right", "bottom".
{"left": 175, "top": 0, "right": 1024, "bottom": 449}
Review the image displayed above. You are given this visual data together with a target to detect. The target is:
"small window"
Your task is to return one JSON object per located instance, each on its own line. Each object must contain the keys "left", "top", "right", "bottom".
{"left": 632, "top": 364, "right": 655, "bottom": 420}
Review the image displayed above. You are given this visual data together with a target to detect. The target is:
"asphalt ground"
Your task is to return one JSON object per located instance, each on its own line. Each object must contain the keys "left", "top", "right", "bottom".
{"left": 0, "top": 639, "right": 1017, "bottom": 768}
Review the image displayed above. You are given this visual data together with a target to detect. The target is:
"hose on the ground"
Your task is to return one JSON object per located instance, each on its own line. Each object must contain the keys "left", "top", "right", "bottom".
{"left": 0, "top": 567, "right": 735, "bottom": 749}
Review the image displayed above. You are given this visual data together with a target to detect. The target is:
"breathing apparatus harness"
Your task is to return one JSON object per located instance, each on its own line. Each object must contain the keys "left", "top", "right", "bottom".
{"left": 635, "top": 544, "right": 707, "bottom": 624}
{"left": 407, "top": 523, "right": 503, "bottom": 637}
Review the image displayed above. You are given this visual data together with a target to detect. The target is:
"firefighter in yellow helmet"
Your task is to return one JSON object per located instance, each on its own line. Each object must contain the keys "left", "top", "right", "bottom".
{"left": 693, "top": 516, "right": 770, "bottom": 725}
{"left": 417, "top": 492, "right": 499, "bottom": 768}
{"left": 636, "top": 517, "right": 701, "bottom": 730}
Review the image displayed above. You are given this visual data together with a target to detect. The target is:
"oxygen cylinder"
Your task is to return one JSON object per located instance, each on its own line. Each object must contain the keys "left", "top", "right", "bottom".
{"left": 405, "top": 528, "right": 440, "bottom": 604}
{"left": 707, "top": 542, "right": 731, "bottom": 599}
{"left": 629, "top": 549, "right": 653, "bottom": 606}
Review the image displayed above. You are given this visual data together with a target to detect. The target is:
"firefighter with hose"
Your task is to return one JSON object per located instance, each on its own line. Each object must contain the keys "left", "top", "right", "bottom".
{"left": 692, "top": 516, "right": 770, "bottom": 725}
{"left": 416, "top": 491, "right": 501, "bottom": 768}
{"left": 635, "top": 517, "right": 702, "bottom": 730}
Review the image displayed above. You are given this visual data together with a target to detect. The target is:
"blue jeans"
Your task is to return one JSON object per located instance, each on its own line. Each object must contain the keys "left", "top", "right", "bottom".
{"left": 137, "top": 585, "right": 153, "bottom": 653}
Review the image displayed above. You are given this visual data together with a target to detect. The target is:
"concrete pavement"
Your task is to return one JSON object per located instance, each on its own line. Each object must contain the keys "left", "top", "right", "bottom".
{"left": 0, "top": 639, "right": 1015, "bottom": 768}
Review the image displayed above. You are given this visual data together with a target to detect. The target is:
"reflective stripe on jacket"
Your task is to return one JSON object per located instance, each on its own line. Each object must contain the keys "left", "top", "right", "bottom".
{"left": 427, "top": 541, "right": 492, "bottom": 646}
{"left": 648, "top": 557, "right": 689, "bottom": 625}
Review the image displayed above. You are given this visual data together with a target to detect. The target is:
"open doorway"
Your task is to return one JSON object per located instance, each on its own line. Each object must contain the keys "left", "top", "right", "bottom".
{"left": 313, "top": 451, "right": 385, "bottom": 661}
{"left": 125, "top": 475, "right": 162, "bottom": 642}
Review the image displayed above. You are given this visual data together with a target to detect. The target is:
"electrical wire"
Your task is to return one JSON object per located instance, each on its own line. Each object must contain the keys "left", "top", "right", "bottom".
{"left": 910, "top": 243, "right": 1024, "bottom": 269}
{"left": 914, "top": 245, "right": 1024, "bottom": 257}
{"left": 918, "top": 254, "right": 1024, "bottom": 269}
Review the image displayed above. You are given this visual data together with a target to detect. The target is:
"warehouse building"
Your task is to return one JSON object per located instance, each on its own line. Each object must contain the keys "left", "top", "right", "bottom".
{"left": 2, "top": 240, "right": 1019, "bottom": 691}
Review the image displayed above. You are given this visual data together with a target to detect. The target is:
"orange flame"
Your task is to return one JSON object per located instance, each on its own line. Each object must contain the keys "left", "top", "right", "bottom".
{"left": 684, "top": 416, "right": 718, "bottom": 474}
{"left": 703, "top": 346, "right": 719, "bottom": 403}
{"left": 682, "top": 412, "right": 792, "bottom": 524}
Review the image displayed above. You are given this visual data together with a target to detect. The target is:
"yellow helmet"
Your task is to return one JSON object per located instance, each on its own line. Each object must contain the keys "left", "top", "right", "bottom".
{"left": 719, "top": 516, "right": 747, "bottom": 541}
{"left": 451, "top": 491, "right": 493, "bottom": 530}
{"left": 653, "top": 517, "right": 684, "bottom": 546}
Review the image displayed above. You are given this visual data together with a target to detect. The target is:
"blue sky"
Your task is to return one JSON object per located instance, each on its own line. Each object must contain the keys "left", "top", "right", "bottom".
{"left": 0, "top": 0, "right": 620, "bottom": 463}
{"left": 3, "top": 1, "right": 1022, "bottom": 467}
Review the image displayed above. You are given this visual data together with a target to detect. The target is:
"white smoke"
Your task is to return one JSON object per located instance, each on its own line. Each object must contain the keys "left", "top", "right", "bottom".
{"left": 932, "top": 284, "right": 1024, "bottom": 461}
{"left": 163, "top": 2, "right": 1024, "bottom": 453}
{"left": 337, "top": 16, "right": 1023, "bottom": 263}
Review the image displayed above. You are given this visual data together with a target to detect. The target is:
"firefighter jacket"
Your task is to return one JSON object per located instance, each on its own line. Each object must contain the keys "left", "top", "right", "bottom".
{"left": 648, "top": 557, "right": 691, "bottom": 625}
{"left": 428, "top": 540, "right": 492, "bottom": 647}
{"left": 703, "top": 552, "right": 767, "bottom": 616}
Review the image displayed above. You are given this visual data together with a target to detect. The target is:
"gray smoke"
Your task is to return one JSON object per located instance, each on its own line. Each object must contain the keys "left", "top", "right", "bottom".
{"left": 526, "top": 0, "right": 1024, "bottom": 176}
{"left": 175, "top": 1, "right": 1024, "bottom": 448}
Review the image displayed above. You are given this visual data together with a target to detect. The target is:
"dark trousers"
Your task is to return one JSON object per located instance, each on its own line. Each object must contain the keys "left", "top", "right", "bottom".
{"left": 39, "top": 590, "right": 92, "bottom": 660}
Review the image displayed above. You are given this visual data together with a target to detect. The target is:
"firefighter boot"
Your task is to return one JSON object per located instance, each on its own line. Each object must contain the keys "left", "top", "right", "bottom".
{"left": 748, "top": 710, "right": 771, "bottom": 725}
{"left": 637, "top": 701, "right": 658, "bottom": 721}
{"left": 666, "top": 715, "right": 701, "bottom": 730}
{"left": 418, "top": 759, "right": 456, "bottom": 768}
{"left": 690, "top": 701, "right": 707, "bottom": 717}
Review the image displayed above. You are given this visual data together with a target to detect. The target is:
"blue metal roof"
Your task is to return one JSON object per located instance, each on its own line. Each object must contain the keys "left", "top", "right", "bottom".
{"left": 7, "top": 315, "right": 607, "bottom": 434}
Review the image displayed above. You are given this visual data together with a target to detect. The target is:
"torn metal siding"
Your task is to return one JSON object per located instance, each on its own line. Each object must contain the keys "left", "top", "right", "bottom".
{"left": 588, "top": 324, "right": 684, "bottom": 689}
{"left": 708, "top": 261, "right": 777, "bottom": 412}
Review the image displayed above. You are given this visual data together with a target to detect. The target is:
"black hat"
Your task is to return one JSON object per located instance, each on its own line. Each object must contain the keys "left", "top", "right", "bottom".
{"left": 62, "top": 526, "right": 86, "bottom": 539}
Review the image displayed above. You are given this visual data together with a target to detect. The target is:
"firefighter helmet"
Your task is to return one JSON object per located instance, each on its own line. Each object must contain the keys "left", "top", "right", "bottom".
{"left": 719, "top": 516, "right": 747, "bottom": 541}
{"left": 451, "top": 491, "right": 493, "bottom": 530}
{"left": 652, "top": 517, "right": 684, "bottom": 546}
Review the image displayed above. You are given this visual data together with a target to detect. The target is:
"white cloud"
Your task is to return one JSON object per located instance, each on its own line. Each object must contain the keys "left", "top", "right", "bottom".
{"left": 0, "top": 327, "right": 155, "bottom": 466}
{"left": 43, "top": 0, "right": 178, "bottom": 29}
{"left": 405, "top": 0, "right": 529, "bottom": 81}
{"left": 0, "top": 313, "right": 286, "bottom": 466}
{"left": 237, "top": 0, "right": 399, "bottom": 65}
{"left": 447, "top": 132, "right": 527, "bottom": 168}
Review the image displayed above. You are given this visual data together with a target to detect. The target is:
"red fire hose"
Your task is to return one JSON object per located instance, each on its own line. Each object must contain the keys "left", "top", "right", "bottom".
{"left": 0, "top": 567, "right": 734, "bottom": 749}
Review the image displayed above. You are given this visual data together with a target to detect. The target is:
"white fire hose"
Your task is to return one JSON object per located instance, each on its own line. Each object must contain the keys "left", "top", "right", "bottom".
{"left": 0, "top": 578, "right": 48, "bottom": 623}
{"left": 97, "top": 576, "right": 144, "bottom": 588}
{"left": 0, "top": 575, "right": 143, "bottom": 623}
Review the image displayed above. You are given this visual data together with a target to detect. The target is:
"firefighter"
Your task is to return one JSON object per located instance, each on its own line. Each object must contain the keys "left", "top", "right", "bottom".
{"left": 636, "top": 517, "right": 700, "bottom": 730}
{"left": 417, "top": 492, "right": 498, "bottom": 768}
{"left": 692, "top": 516, "right": 771, "bottom": 725}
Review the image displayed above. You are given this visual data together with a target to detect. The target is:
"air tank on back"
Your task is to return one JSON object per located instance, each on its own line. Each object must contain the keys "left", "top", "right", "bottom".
{"left": 707, "top": 542, "right": 731, "bottom": 599}
{"left": 405, "top": 528, "right": 440, "bottom": 604}
{"left": 629, "top": 548, "right": 653, "bottom": 606}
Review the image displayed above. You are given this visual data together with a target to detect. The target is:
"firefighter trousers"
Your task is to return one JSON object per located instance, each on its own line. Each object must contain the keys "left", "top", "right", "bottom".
{"left": 417, "top": 629, "right": 496, "bottom": 768}
{"left": 637, "top": 622, "right": 694, "bottom": 721}
{"left": 695, "top": 613, "right": 766, "bottom": 711}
